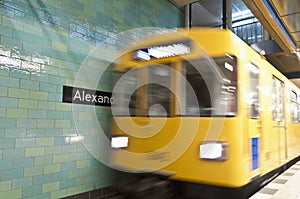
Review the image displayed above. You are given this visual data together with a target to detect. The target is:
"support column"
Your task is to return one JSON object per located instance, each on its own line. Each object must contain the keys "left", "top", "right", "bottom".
{"left": 185, "top": 4, "right": 191, "bottom": 28}
{"left": 222, "top": 0, "right": 232, "bottom": 30}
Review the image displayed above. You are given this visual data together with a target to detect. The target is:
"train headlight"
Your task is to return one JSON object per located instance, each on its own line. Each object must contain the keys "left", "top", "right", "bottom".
{"left": 199, "top": 142, "right": 228, "bottom": 161}
{"left": 111, "top": 136, "right": 129, "bottom": 148}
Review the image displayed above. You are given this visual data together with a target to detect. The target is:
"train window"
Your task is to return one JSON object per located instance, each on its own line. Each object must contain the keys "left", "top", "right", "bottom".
{"left": 291, "top": 91, "right": 297, "bottom": 123}
{"left": 112, "top": 69, "right": 138, "bottom": 116}
{"left": 113, "top": 64, "right": 172, "bottom": 117}
{"left": 246, "top": 63, "right": 260, "bottom": 119}
{"left": 146, "top": 65, "right": 171, "bottom": 116}
{"left": 272, "top": 77, "right": 284, "bottom": 122}
{"left": 179, "top": 55, "right": 237, "bottom": 116}
{"left": 272, "top": 78, "right": 277, "bottom": 120}
{"left": 298, "top": 96, "right": 300, "bottom": 123}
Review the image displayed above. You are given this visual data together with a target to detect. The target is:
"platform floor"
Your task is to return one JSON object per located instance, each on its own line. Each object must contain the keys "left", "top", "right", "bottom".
{"left": 249, "top": 160, "right": 300, "bottom": 199}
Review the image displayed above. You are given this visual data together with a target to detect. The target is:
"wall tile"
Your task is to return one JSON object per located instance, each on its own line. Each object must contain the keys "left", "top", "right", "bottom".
{"left": 0, "top": 26, "right": 13, "bottom": 37}
{"left": 5, "top": 128, "right": 26, "bottom": 138}
{"left": 33, "top": 174, "right": 52, "bottom": 185}
{"left": 7, "top": 108, "right": 28, "bottom": 118}
{"left": 1, "top": 168, "right": 23, "bottom": 180}
{"left": 48, "top": 92, "right": 61, "bottom": 102}
{"left": 29, "top": 90, "right": 48, "bottom": 100}
{"left": 55, "top": 103, "right": 72, "bottom": 111}
{"left": 38, "top": 101, "right": 56, "bottom": 110}
{"left": 52, "top": 40, "right": 68, "bottom": 52}
{"left": 42, "top": 181, "right": 60, "bottom": 193}
{"left": 61, "top": 144, "right": 76, "bottom": 154}
{"left": 40, "top": 82, "right": 57, "bottom": 92}
{"left": 25, "top": 147, "right": 45, "bottom": 157}
{"left": 44, "top": 146, "right": 61, "bottom": 155}
{"left": 51, "top": 58, "right": 68, "bottom": 69}
{"left": 59, "top": 179, "right": 76, "bottom": 190}
{"left": 20, "top": 79, "right": 39, "bottom": 90}
{"left": 0, "top": 118, "right": 17, "bottom": 127}
{"left": 0, "top": 44, "right": 11, "bottom": 57}
{"left": 3, "top": 148, "right": 25, "bottom": 159}
{"left": 44, "top": 163, "right": 61, "bottom": 174}
{"left": 24, "top": 165, "right": 44, "bottom": 177}
{"left": 0, "top": 76, "right": 19, "bottom": 87}
{"left": 53, "top": 154, "right": 69, "bottom": 163}
{"left": 0, "top": 128, "right": 4, "bottom": 137}
{"left": 1, "top": 35, "right": 22, "bottom": 48}
{"left": 45, "top": 128, "right": 63, "bottom": 136}
{"left": 13, "top": 30, "right": 34, "bottom": 43}
{"left": 31, "top": 193, "right": 51, "bottom": 199}
{"left": 28, "top": 109, "right": 47, "bottom": 118}
{"left": 32, "top": 52, "right": 50, "bottom": 65}
{"left": 36, "top": 137, "right": 54, "bottom": 147}
{"left": 50, "top": 189, "right": 67, "bottom": 199}
{"left": 52, "top": 171, "right": 69, "bottom": 182}
{"left": 34, "top": 155, "right": 53, "bottom": 166}
{"left": 31, "top": 72, "right": 49, "bottom": 82}
{"left": 12, "top": 177, "right": 33, "bottom": 189}
{"left": 61, "top": 161, "right": 76, "bottom": 171}
{"left": 14, "top": 157, "right": 35, "bottom": 168}
{"left": 0, "top": 65, "right": 10, "bottom": 76}
{"left": 47, "top": 110, "right": 64, "bottom": 119}
{"left": 55, "top": 120, "right": 70, "bottom": 128}
{"left": 0, "top": 180, "right": 12, "bottom": 191}
{"left": 0, "top": 159, "right": 13, "bottom": 169}
{"left": 11, "top": 47, "right": 32, "bottom": 61}
{"left": 18, "top": 99, "right": 38, "bottom": 109}
{"left": 22, "top": 185, "right": 42, "bottom": 198}
{"left": 10, "top": 68, "right": 31, "bottom": 79}
{"left": 37, "top": 119, "right": 55, "bottom": 128}
{"left": 0, "top": 97, "right": 18, "bottom": 108}
{"left": 32, "top": 35, "right": 52, "bottom": 48}
{"left": 0, "top": 86, "right": 8, "bottom": 96}
{"left": 23, "top": 41, "right": 41, "bottom": 53}
{"left": 15, "top": 138, "right": 35, "bottom": 148}
{"left": 8, "top": 88, "right": 29, "bottom": 99}
{"left": 17, "top": 118, "right": 36, "bottom": 128}
{"left": 0, "top": 0, "right": 183, "bottom": 198}
{"left": 0, "top": 188, "right": 22, "bottom": 199}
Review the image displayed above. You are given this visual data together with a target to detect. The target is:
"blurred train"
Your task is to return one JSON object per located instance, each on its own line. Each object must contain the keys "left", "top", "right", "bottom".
{"left": 110, "top": 28, "right": 300, "bottom": 199}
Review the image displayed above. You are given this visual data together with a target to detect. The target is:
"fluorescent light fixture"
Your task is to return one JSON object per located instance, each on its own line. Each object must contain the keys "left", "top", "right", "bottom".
{"left": 199, "top": 142, "right": 228, "bottom": 160}
{"left": 111, "top": 136, "right": 129, "bottom": 148}
{"left": 65, "top": 135, "right": 84, "bottom": 143}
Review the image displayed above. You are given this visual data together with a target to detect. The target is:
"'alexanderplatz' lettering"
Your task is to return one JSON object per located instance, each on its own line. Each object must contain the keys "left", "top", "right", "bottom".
{"left": 62, "top": 85, "right": 114, "bottom": 107}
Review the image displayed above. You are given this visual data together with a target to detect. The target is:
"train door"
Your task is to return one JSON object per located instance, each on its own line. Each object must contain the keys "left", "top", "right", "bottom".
{"left": 271, "top": 76, "right": 287, "bottom": 164}
{"left": 246, "top": 63, "right": 261, "bottom": 170}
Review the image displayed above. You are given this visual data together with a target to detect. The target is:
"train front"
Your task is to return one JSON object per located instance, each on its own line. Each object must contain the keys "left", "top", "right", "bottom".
{"left": 110, "top": 29, "right": 243, "bottom": 198}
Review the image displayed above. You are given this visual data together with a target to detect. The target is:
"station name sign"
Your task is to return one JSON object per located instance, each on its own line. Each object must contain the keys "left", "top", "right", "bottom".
{"left": 62, "top": 85, "right": 114, "bottom": 107}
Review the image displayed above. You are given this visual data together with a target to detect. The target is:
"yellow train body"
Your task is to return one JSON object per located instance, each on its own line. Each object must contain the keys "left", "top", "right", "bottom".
{"left": 110, "top": 28, "right": 300, "bottom": 196}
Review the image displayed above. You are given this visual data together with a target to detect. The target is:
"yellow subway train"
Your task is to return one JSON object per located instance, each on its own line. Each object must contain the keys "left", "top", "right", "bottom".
{"left": 110, "top": 28, "right": 300, "bottom": 198}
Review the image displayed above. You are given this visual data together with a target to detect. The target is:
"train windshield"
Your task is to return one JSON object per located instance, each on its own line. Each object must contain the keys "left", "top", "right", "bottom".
{"left": 180, "top": 56, "right": 237, "bottom": 116}
{"left": 113, "top": 55, "right": 237, "bottom": 117}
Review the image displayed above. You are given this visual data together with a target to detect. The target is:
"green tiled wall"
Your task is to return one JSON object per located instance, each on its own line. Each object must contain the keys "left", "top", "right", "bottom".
{"left": 0, "top": 0, "right": 184, "bottom": 198}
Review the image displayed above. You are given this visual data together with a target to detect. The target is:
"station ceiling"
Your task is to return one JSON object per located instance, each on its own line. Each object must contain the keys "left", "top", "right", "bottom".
{"left": 172, "top": 0, "right": 300, "bottom": 87}
{"left": 242, "top": 0, "right": 300, "bottom": 87}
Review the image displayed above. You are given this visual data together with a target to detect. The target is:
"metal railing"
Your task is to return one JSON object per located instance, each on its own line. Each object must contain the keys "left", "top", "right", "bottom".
{"left": 232, "top": 20, "right": 268, "bottom": 45}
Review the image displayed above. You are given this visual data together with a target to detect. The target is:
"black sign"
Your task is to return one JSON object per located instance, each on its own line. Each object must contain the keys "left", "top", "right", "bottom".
{"left": 62, "top": 85, "right": 113, "bottom": 107}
